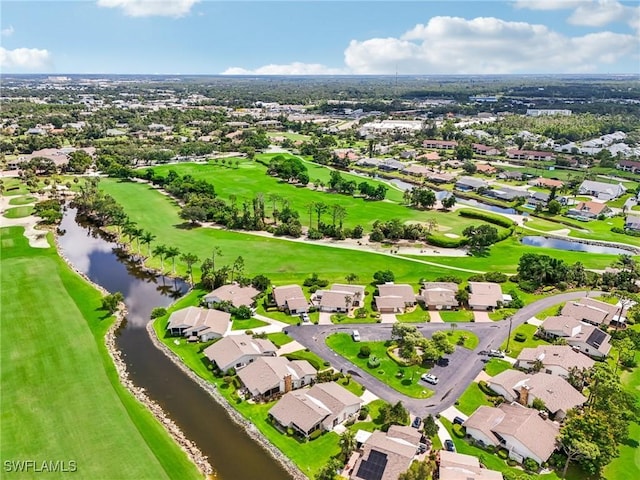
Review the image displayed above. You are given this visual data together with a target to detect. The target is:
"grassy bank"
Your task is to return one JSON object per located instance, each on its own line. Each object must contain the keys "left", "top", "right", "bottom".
{"left": 0, "top": 227, "right": 201, "bottom": 480}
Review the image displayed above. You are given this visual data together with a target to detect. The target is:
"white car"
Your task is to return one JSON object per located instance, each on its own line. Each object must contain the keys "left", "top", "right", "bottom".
{"left": 300, "top": 313, "right": 310, "bottom": 323}
{"left": 488, "top": 349, "right": 505, "bottom": 358}
{"left": 421, "top": 373, "right": 439, "bottom": 385}
{"left": 352, "top": 330, "right": 361, "bottom": 342}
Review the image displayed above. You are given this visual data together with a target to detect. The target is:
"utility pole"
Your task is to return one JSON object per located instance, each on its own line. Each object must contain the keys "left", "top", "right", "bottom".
{"left": 505, "top": 316, "right": 513, "bottom": 354}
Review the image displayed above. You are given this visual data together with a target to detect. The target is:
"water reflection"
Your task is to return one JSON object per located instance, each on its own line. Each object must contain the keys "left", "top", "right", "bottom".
{"left": 521, "top": 236, "right": 630, "bottom": 255}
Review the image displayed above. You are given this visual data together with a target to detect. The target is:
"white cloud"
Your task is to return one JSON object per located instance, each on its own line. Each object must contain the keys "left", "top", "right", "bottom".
{"left": 222, "top": 62, "right": 346, "bottom": 75}
{"left": 513, "top": 0, "right": 587, "bottom": 10}
{"left": 0, "top": 47, "right": 52, "bottom": 71}
{"left": 343, "top": 16, "right": 637, "bottom": 74}
{"left": 97, "top": 0, "right": 199, "bottom": 18}
{"left": 568, "top": 1, "right": 640, "bottom": 30}
{"left": 1, "top": 25, "right": 14, "bottom": 37}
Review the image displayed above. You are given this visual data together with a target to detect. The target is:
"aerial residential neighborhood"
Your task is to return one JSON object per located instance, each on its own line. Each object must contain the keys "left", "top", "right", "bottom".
{"left": 2, "top": 2, "right": 640, "bottom": 478}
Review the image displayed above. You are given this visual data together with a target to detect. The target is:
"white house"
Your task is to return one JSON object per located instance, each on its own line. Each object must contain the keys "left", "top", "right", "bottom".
{"left": 516, "top": 345, "right": 595, "bottom": 378}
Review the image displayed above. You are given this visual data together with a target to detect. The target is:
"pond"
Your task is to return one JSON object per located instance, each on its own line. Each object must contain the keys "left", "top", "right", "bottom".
{"left": 458, "top": 198, "right": 517, "bottom": 215}
{"left": 57, "top": 208, "right": 292, "bottom": 480}
{"left": 521, "top": 236, "right": 630, "bottom": 255}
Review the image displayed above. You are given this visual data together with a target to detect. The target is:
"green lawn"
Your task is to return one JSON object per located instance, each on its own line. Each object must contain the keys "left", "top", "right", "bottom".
{"left": 1, "top": 177, "right": 31, "bottom": 196}
{"left": 500, "top": 323, "right": 549, "bottom": 357}
{"left": 603, "top": 421, "right": 640, "bottom": 480}
{"left": 266, "top": 332, "right": 294, "bottom": 347}
{"left": 440, "top": 329, "right": 479, "bottom": 350}
{"left": 440, "top": 310, "right": 474, "bottom": 322}
{"left": 326, "top": 333, "right": 434, "bottom": 399}
{"left": 534, "top": 302, "right": 565, "bottom": 320}
{"left": 284, "top": 350, "right": 327, "bottom": 371}
{"left": 0, "top": 227, "right": 201, "bottom": 480}
{"left": 8, "top": 195, "right": 37, "bottom": 205}
{"left": 484, "top": 359, "right": 513, "bottom": 377}
{"left": 2, "top": 205, "right": 33, "bottom": 218}
{"left": 231, "top": 318, "right": 269, "bottom": 331}
{"left": 97, "top": 179, "right": 485, "bottom": 286}
{"left": 396, "top": 304, "right": 431, "bottom": 323}
{"left": 455, "top": 382, "right": 493, "bottom": 415}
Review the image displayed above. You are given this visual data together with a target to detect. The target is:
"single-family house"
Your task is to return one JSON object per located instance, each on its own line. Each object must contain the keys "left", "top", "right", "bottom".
{"left": 506, "top": 150, "right": 555, "bottom": 161}
{"left": 516, "top": 345, "right": 595, "bottom": 378}
{"left": 375, "top": 283, "right": 416, "bottom": 313}
{"left": 485, "top": 187, "right": 526, "bottom": 202}
{"left": 473, "top": 144, "right": 501, "bottom": 156}
{"left": 566, "top": 201, "right": 612, "bottom": 220}
{"left": 203, "top": 333, "right": 277, "bottom": 373}
{"left": 378, "top": 159, "right": 406, "bottom": 172}
{"left": 540, "top": 315, "right": 611, "bottom": 358}
{"left": 165, "top": 306, "right": 230, "bottom": 342}
{"left": 617, "top": 159, "right": 640, "bottom": 174}
{"left": 526, "top": 191, "right": 550, "bottom": 207}
{"left": 402, "top": 164, "right": 432, "bottom": 177}
{"left": 268, "top": 382, "right": 362, "bottom": 438}
{"left": 561, "top": 297, "right": 623, "bottom": 326}
{"left": 357, "top": 158, "right": 383, "bottom": 168}
{"left": 272, "top": 285, "right": 309, "bottom": 315}
{"left": 468, "top": 282, "right": 507, "bottom": 310}
{"left": 329, "top": 284, "right": 366, "bottom": 306}
{"left": 428, "top": 172, "right": 456, "bottom": 184}
{"left": 625, "top": 215, "right": 640, "bottom": 232}
{"left": 488, "top": 370, "right": 586, "bottom": 420}
{"left": 350, "top": 426, "right": 421, "bottom": 480}
{"left": 400, "top": 150, "right": 418, "bottom": 160}
{"left": 236, "top": 356, "right": 316, "bottom": 400}
{"left": 463, "top": 403, "right": 559, "bottom": 465}
{"left": 423, "top": 140, "right": 458, "bottom": 150}
{"left": 499, "top": 171, "right": 524, "bottom": 181}
{"left": 530, "top": 177, "right": 564, "bottom": 189}
{"left": 476, "top": 163, "right": 497, "bottom": 175}
{"left": 438, "top": 451, "right": 503, "bottom": 480}
{"left": 203, "top": 283, "right": 260, "bottom": 308}
{"left": 421, "top": 282, "right": 459, "bottom": 310}
{"left": 417, "top": 151, "right": 441, "bottom": 162}
{"left": 455, "top": 177, "right": 488, "bottom": 192}
{"left": 578, "top": 180, "right": 626, "bottom": 200}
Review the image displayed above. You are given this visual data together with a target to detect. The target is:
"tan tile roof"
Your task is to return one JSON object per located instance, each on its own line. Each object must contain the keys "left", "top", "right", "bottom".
{"left": 488, "top": 370, "right": 528, "bottom": 394}
{"left": 469, "top": 282, "right": 503, "bottom": 308}
{"left": 351, "top": 430, "right": 416, "bottom": 480}
{"left": 524, "top": 373, "right": 587, "bottom": 414}
{"left": 561, "top": 302, "right": 608, "bottom": 325}
{"left": 203, "top": 334, "right": 276, "bottom": 370}
{"left": 378, "top": 284, "right": 416, "bottom": 304}
{"left": 574, "top": 201, "right": 608, "bottom": 215}
{"left": 421, "top": 285, "right": 459, "bottom": 308}
{"left": 237, "top": 357, "right": 316, "bottom": 396}
{"left": 517, "top": 345, "right": 595, "bottom": 371}
{"left": 166, "top": 306, "right": 230, "bottom": 337}
{"left": 375, "top": 295, "right": 406, "bottom": 309}
{"left": 273, "top": 285, "right": 305, "bottom": 308}
{"left": 331, "top": 284, "right": 366, "bottom": 300}
{"left": 320, "top": 290, "right": 351, "bottom": 310}
{"left": 204, "top": 283, "right": 260, "bottom": 308}
{"left": 285, "top": 296, "right": 309, "bottom": 312}
{"left": 541, "top": 316, "right": 583, "bottom": 336}
{"left": 439, "top": 451, "right": 503, "bottom": 480}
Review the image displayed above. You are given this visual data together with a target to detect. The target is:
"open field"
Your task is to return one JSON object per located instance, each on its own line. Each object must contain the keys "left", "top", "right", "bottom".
{"left": 0, "top": 227, "right": 201, "bottom": 480}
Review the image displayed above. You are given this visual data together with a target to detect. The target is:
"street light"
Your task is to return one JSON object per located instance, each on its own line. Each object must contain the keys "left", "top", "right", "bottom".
{"left": 505, "top": 316, "right": 513, "bottom": 354}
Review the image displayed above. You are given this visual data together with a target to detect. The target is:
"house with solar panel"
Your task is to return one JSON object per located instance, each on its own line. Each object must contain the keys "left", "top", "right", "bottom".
{"left": 538, "top": 315, "right": 611, "bottom": 358}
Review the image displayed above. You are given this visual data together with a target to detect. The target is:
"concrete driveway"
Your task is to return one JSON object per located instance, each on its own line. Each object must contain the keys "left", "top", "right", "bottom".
{"left": 429, "top": 311, "right": 444, "bottom": 323}
{"left": 318, "top": 312, "right": 333, "bottom": 325}
{"left": 473, "top": 311, "right": 492, "bottom": 323}
{"left": 380, "top": 313, "right": 397, "bottom": 323}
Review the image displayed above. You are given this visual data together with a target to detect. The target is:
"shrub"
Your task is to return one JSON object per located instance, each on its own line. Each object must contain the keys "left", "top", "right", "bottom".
{"left": 359, "top": 345, "right": 371, "bottom": 358}
{"left": 518, "top": 280, "right": 538, "bottom": 293}
{"left": 150, "top": 307, "right": 167, "bottom": 319}
{"left": 367, "top": 356, "right": 381, "bottom": 368}
{"left": 506, "top": 458, "right": 517, "bottom": 467}
{"left": 485, "top": 271, "right": 508, "bottom": 283}
{"left": 358, "top": 405, "right": 369, "bottom": 420}
{"left": 514, "top": 332, "right": 527, "bottom": 342}
{"left": 309, "top": 429, "right": 323, "bottom": 440}
{"left": 498, "top": 448, "right": 509, "bottom": 459}
{"left": 467, "top": 274, "right": 486, "bottom": 282}
{"left": 323, "top": 361, "right": 330, "bottom": 367}
{"left": 523, "top": 458, "right": 539, "bottom": 473}
{"left": 484, "top": 445, "right": 496, "bottom": 454}
{"left": 452, "top": 424, "right": 466, "bottom": 438}
{"left": 557, "top": 281, "right": 568, "bottom": 291}
{"left": 458, "top": 208, "right": 516, "bottom": 228}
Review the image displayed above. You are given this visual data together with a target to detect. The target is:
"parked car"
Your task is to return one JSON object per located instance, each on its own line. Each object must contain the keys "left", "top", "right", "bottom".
{"left": 352, "top": 330, "right": 361, "bottom": 342}
{"left": 444, "top": 439, "right": 456, "bottom": 452}
{"left": 418, "top": 442, "right": 428, "bottom": 454}
{"left": 488, "top": 349, "right": 505, "bottom": 358}
{"left": 411, "top": 416, "right": 422, "bottom": 429}
{"left": 300, "top": 312, "right": 310, "bottom": 323}
{"left": 453, "top": 416, "right": 465, "bottom": 425}
{"left": 421, "top": 373, "right": 439, "bottom": 385}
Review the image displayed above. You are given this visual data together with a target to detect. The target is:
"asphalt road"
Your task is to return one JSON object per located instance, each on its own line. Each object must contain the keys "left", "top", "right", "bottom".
{"left": 285, "top": 290, "right": 602, "bottom": 416}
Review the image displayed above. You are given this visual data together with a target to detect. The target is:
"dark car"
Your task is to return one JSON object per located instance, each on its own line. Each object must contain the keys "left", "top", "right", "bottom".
{"left": 444, "top": 439, "right": 456, "bottom": 452}
{"left": 411, "top": 416, "right": 422, "bottom": 429}
{"left": 437, "top": 357, "right": 450, "bottom": 367}
{"left": 453, "top": 416, "right": 465, "bottom": 425}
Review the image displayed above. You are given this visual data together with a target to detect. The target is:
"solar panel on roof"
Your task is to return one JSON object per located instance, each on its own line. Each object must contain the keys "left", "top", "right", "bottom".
{"left": 587, "top": 328, "right": 607, "bottom": 348}
{"left": 355, "top": 450, "right": 388, "bottom": 480}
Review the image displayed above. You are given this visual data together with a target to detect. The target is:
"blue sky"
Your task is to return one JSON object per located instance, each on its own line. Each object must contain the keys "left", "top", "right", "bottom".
{"left": 1, "top": 1, "right": 639, "bottom": 74}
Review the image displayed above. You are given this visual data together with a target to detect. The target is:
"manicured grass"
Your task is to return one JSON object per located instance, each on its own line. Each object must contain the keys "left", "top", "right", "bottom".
{"left": 336, "top": 376, "right": 367, "bottom": 397}
{"left": 455, "top": 382, "right": 493, "bottom": 416}
{"left": 326, "top": 333, "right": 434, "bottom": 399}
{"left": 500, "top": 323, "right": 549, "bottom": 358}
{"left": 484, "top": 359, "right": 513, "bottom": 377}
{"left": 231, "top": 317, "right": 269, "bottom": 331}
{"left": 0, "top": 227, "right": 201, "bottom": 480}
{"left": 1, "top": 177, "right": 30, "bottom": 196}
{"left": 396, "top": 304, "right": 431, "bottom": 323}
{"left": 331, "top": 312, "right": 378, "bottom": 324}
{"left": 266, "top": 332, "right": 294, "bottom": 347}
{"left": 147, "top": 159, "right": 500, "bottom": 235}
{"left": 535, "top": 302, "right": 565, "bottom": 320}
{"left": 284, "top": 350, "right": 327, "bottom": 371}
{"left": 488, "top": 308, "right": 517, "bottom": 321}
{"left": 440, "top": 330, "right": 480, "bottom": 350}
{"left": 98, "top": 179, "right": 479, "bottom": 286}
{"left": 8, "top": 195, "right": 37, "bottom": 205}
{"left": 603, "top": 421, "right": 640, "bottom": 480}
{"left": 2, "top": 205, "right": 33, "bottom": 218}
{"left": 440, "top": 309, "right": 474, "bottom": 322}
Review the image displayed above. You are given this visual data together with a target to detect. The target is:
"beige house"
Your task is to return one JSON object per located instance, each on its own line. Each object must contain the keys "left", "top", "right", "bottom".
{"left": 421, "top": 282, "right": 459, "bottom": 310}
{"left": 203, "top": 283, "right": 260, "bottom": 308}
{"left": 236, "top": 356, "right": 316, "bottom": 400}
{"left": 540, "top": 315, "right": 611, "bottom": 358}
{"left": 268, "top": 382, "right": 362, "bottom": 438}
{"left": 375, "top": 283, "right": 416, "bottom": 313}
{"left": 315, "top": 285, "right": 365, "bottom": 313}
{"left": 488, "top": 370, "right": 586, "bottom": 420}
{"left": 463, "top": 403, "right": 559, "bottom": 465}
{"left": 438, "top": 451, "right": 503, "bottom": 480}
{"left": 272, "top": 284, "right": 309, "bottom": 315}
{"left": 203, "top": 334, "right": 277, "bottom": 373}
{"left": 561, "top": 297, "right": 623, "bottom": 326}
{"left": 516, "top": 345, "right": 595, "bottom": 378}
{"left": 166, "top": 306, "right": 230, "bottom": 342}
{"left": 468, "top": 282, "right": 506, "bottom": 310}
{"left": 350, "top": 426, "right": 421, "bottom": 480}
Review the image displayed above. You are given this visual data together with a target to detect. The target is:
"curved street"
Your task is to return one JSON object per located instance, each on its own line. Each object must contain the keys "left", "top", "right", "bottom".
{"left": 285, "top": 290, "right": 602, "bottom": 416}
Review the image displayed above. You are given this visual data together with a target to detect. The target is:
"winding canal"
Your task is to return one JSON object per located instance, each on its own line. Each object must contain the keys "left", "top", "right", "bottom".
{"left": 57, "top": 208, "right": 292, "bottom": 480}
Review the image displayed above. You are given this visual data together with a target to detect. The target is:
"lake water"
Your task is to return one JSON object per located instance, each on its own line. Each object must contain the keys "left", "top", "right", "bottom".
{"left": 57, "top": 208, "right": 292, "bottom": 480}
{"left": 521, "top": 236, "right": 630, "bottom": 255}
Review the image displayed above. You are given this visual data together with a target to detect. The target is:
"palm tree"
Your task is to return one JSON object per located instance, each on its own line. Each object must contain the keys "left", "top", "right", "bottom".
{"left": 306, "top": 202, "right": 316, "bottom": 228}
{"left": 210, "top": 246, "right": 223, "bottom": 271}
{"left": 180, "top": 253, "right": 199, "bottom": 285}
{"left": 314, "top": 202, "right": 327, "bottom": 229}
{"left": 153, "top": 244, "right": 168, "bottom": 272}
{"left": 165, "top": 246, "right": 180, "bottom": 274}
{"left": 131, "top": 227, "right": 143, "bottom": 255}
{"left": 426, "top": 218, "right": 438, "bottom": 234}
{"left": 141, "top": 231, "right": 156, "bottom": 258}
{"left": 345, "top": 273, "right": 358, "bottom": 284}
{"left": 331, "top": 204, "right": 347, "bottom": 229}
{"left": 339, "top": 430, "right": 356, "bottom": 461}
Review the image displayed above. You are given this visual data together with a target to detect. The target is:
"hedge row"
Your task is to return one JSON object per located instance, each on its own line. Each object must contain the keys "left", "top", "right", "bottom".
{"left": 458, "top": 208, "right": 516, "bottom": 228}
{"left": 386, "top": 345, "right": 414, "bottom": 367}
{"left": 425, "top": 234, "right": 468, "bottom": 248}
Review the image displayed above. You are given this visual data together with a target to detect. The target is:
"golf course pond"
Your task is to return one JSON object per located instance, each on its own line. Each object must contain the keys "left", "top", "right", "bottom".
{"left": 521, "top": 235, "right": 631, "bottom": 255}
{"left": 57, "top": 208, "right": 292, "bottom": 480}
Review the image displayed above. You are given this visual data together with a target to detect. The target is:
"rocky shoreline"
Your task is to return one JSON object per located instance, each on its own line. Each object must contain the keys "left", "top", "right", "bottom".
{"left": 53, "top": 234, "right": 214, "bottom": 478}
{"left": 145, "top": 320, "right": 308, "bottom": 480}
